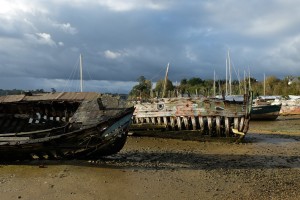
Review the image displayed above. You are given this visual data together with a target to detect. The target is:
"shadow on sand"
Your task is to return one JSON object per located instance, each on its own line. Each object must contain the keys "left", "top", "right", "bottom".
{"left": 1, "top": 151, "right": 299, "bottom": 171}
{"left": 1, "top": 131, "right": 299, "bottom": 171}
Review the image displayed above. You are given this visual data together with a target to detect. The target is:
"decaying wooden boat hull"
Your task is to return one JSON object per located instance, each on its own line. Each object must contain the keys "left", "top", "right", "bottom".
{"left": 130, "top": 93, "right": 252, "bottom": 139}
{"left": 279, "top": 99, "right": 300, "bottom": 115}
{"left": 0, "top": 92, "right": 134, "bottom": 160}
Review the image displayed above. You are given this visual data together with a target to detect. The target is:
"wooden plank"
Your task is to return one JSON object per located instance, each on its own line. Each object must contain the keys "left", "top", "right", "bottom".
{"left": 199, "top": 116, "right": 204, "bottom": 134}
{"left": 183, "top": 117, "right": 189, "bottom": 130}
{"left": 207, "top": 117, "right": 212, "bottom": 135}
{"left": 216, "top": 116, "right": 221, "bottom": 136}
{"left": 239, "top": 117, "right": 245, "bottom": 132}
{"left": 177, "top": 117, "right": 182, "bottom": 130}
{"left": 0, "top": 137, "right": 30, "bottom": 141}
{"left": 170, "top": 117, "right": 175, "bottom": 129}
{"left": 130, "top": 123, "right": 167, "bottom": 130}
{"left": 234, "top": 117, "right": 239, "bottom": 129}
{"left": 191, "top": 116, "right": 197, "bottom": 130}
{"left": 0, "top": 126, "right": 65, "bottom": 137}
{"left": 225, "top": 117, "right": 230, "bottom": 137}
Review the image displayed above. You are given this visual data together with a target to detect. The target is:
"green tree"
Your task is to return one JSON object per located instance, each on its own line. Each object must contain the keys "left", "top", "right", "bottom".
{"left": 265, "top": 76, "right": 280, "bottom": 95}
{"left": 128, "top": 75, "right": 300, "bottom": 98}
{"left": 154, "top": 79, "right": 174, "bottom": 97}
{"left": 129, "top": 76, "right": 152, "bottom": 99}
{"left": 180, "top": 78, "right": 188, "bottom": 85}
{"left": 187, "top": 77, "right": 204, "bottom": 86}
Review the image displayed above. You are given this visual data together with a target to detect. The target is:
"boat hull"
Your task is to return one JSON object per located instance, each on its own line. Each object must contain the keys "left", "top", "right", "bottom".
{"left": 130, "top": 93, "right": 253, "bottom": 139}
{"left": 0, "top": 93, "right": 134, "bottom": 161}
{"left": 251, "top": 104, "right": 281, "bottom": 120}
{"left": 279, "top": 99, "right": 300, "bottom": 115}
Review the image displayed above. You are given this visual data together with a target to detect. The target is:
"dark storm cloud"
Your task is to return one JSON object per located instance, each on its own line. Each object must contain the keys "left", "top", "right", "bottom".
{"left": 1, "top": 0, "right": 300, "bottom": 93}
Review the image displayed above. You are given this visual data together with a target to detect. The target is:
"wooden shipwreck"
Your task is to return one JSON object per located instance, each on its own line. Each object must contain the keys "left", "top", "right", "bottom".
{"left": 130, "top": 92, "right": 252, "bottom": 140}
{"left": 279, "top": 98, "right": 300, "bottom": 115}
{"left": 0, "top": 92, "right": 134, "bottom": 161}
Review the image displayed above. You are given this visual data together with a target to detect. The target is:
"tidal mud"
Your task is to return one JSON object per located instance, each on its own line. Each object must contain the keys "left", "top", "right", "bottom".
{"left": 0, "top": 115, "right": 299, "bottom": 200}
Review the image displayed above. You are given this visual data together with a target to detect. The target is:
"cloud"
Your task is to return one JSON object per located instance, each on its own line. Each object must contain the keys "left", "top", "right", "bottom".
{"left": 0, "top": 1, "right": 39, "bottom": 16}
{"left": 53, "top": 22, "right": 78, "bottom": 35}
{"left": 97, "top": 0, "right": 167, "bottom": 11}
{"left": 0, "top": 0, "right": 48, "bottom": 21}
{"left": 35, "top": 33, "right": 57, "bottom": 47}
{"left": 104, "top": 50, "right": 123, "bottom": 59}
{"left": 184, "top": 46, "right": 198, "bottom": 62}
{"left": 1, "top": 0, "right": 300, "bottom": 93}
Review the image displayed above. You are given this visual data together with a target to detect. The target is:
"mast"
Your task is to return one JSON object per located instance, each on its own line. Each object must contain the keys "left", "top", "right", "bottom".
{"left": 244, "top": 70, "right": 246, "bottom": 94}
{"left": 264, "top": 73, "right": 266, "bottom": 96}
{"left": 218, "top": 80, "right": 221, "bottom": 96}
{"left": 228, "top": 50, "right": 232, "bottom": 95}
{"left": 226, "top": 58, "right": 228, "bottom": 96}
{"left": 248, "top": 68, "right": 251, "bottom": 91}
{"left": 213, "top": 70, "right": 216, "bottom": 97}
{"left": 238, "top": 68, "right": 241, "bottom": 94}
{"left": 150, "top": 82, "right": 154, "bottom": 98}
{"left": 162, "top": 62, "right": 170, "bottom": 98}
{"left": 79, "top": 54, "right": 83, "bottom": 92}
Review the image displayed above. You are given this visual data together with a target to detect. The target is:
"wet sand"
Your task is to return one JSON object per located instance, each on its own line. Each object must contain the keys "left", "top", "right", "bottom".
{"left": 0, "top": 115, "right": 300, "bottom": 200}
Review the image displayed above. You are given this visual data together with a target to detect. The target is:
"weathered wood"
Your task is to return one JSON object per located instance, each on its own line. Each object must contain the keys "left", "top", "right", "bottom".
{"left": 131, "top": 92, "right": 253, "bottom": 138}
{"left": 207, "top": 117, "right": 212, "bottom": 135}
{"left": 234, "top": 117, "right": 239, "bottom": 129}
{"left": 0, "top": 137, "right": 30, "bottom": 141}
{"left": 177, "top": 117, "right": 182, "bottom": 130}
{"left": 146, "top": 117, "right": 150, "bottom": 123}
{"left": 225, "top": 117, "right": 230, "bottom": 137}
{"left": 130, "top": 123, "right": 167, "bottom": 130}
{"left": 14, "top": 114, "right": 31, "bottom": 119}
{"left": 242, "top": 118, "right": 250, "bottom": 133}
{"left": 199, "top": 116, "right": 205, "bottom": 134}
{"left": 239, "top": 117, "right": 245, "bottom": 132}
{"left": 0, "top": 93, "right": 135, "bottom": 161}
{"left": 170, "top": 117, "right": 175, "bottom": 129}
{"left": 163, "top": 117, "right": 168, "bottom": 126}
{"left": 157, "top": 117, "right": 162, "bottom": 124}
{"left": 216, "top": 116, "right": 221, "bottom": 136}
{"left": 183, "top": 117, "right": 189, "bottom": 130}
{"left": 151, "top": 117, "right": 156, "bottom": 124}
{"left": 191, "top": 116, "right": 197, "bottom": 130}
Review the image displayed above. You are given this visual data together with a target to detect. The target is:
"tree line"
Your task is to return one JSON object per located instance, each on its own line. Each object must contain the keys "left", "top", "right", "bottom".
{"left": 0, "top": 89, "right": 46, "bottom": 96}
{"left": 129, "top": 75, "right": 300, "bottom": 99}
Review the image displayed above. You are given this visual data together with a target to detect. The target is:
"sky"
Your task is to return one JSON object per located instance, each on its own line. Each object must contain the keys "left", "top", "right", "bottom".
{"left": 1, "top": 0, "right": 300, "bottom": 94}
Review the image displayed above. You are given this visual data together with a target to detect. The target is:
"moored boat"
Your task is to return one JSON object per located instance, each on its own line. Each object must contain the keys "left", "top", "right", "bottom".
{"left": 251, "top": 104, "right": 282, "bottom": 120}
{"left": 0, "top": 92, "right": 134, "bottom": 161}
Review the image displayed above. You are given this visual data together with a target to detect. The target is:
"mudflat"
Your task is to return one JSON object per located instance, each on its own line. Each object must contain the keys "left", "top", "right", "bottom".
{"left": 0, "top": 115, "right": 299, "bottom": 200}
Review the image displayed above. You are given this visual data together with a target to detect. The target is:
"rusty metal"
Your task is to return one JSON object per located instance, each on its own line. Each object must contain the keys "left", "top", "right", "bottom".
{"left": 0, "top": 92, "right": 134, "bottom": 161}
{"left": 130, "top": 92, "right": 253, "bottom": 140}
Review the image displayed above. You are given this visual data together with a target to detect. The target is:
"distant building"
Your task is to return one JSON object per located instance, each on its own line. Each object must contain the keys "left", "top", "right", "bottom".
{"left": 288, "top": 77, "right": 300, "bottom": 85}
